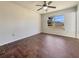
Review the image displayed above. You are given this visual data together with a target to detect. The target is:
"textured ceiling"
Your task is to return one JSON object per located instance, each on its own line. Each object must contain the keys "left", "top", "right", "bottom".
{"left": 13, "top": 1, "right": 79, "bottom": 14}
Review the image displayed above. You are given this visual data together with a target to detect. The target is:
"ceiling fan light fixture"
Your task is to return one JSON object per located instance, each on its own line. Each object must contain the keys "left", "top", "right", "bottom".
{"left": 36, "top": 1, "right": 56, "bottom": 11}
{"left": 43, "top": 6, "right": 48, "bottom": 10}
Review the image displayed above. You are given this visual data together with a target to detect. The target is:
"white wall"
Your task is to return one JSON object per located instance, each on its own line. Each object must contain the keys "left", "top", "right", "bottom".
{"left": 41, "top": 7, "right": 76, "bottom": 38}
{"left": 77, "top": 4, "right": 79, "bottom": 38}
{"left": 0, "top": 2, "right": 41, "bottom": 46}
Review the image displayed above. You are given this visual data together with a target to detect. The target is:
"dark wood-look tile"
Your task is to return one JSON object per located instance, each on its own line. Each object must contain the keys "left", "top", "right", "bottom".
{"left": 0, "top": 33, "right": 79, "bottom": 58}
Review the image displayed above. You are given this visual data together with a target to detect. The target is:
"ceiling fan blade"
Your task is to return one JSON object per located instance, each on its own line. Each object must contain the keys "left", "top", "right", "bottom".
{"left": 48, "top": 6, "right": 56, "bottom": 8}
{"left": 36, "top": 5, "right": 42, "bottom": 6}
{"left": 37, "top": 7, "right": 43, "bottom": 11}
{"left": 48, "top": 1, "right": 52, "bottom": 5}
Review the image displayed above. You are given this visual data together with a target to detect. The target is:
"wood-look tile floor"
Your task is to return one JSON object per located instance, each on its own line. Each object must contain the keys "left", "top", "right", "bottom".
{"left": 0, "top": 33, "right": 79, "bottom": 58}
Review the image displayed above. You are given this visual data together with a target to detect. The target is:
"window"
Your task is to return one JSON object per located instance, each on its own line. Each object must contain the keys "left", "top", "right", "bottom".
{"left": 48, "top": 15, "right": 64, "bottom": 29}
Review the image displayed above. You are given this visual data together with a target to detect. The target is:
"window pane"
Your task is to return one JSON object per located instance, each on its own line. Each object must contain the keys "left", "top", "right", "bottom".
{"left": 48, "top": 15, "right": 64, "bottom": 29}
{"left": 54, "top": 15, "right": 64, "bottom": 29}
{"left": 54, "top": 15, "right": 64, "bottom": 23}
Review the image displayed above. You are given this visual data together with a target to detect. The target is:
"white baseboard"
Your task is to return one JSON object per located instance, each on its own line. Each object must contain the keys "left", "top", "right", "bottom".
{"left": 0, "top": 32, "right": 41, "bottom": 46}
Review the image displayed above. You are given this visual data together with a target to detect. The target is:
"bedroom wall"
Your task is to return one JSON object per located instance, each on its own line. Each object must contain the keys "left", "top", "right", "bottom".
{"left": 77, "top": 4, "right": 79, "bottom": 39}
{"left": 41, "top": 7, "right": 76, "bottom": 38}
{"left": 0, "top": 2, "right": 41, "bottom": 46}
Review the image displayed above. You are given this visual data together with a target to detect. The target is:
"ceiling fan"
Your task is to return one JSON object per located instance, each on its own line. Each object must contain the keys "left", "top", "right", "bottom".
{"left": 36, "top": 1, "right": 56, "bottom": 11}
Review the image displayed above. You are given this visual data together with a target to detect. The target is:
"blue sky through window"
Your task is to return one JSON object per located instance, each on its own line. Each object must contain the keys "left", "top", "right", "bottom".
{"left": 54, "top": 15, "right": 64, "bottom": 23}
